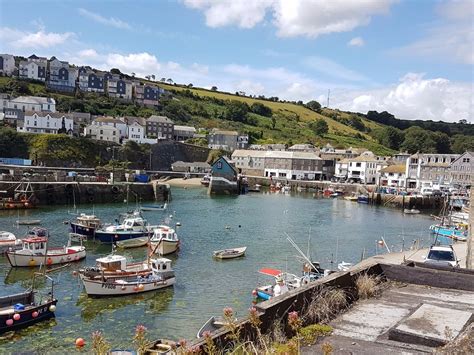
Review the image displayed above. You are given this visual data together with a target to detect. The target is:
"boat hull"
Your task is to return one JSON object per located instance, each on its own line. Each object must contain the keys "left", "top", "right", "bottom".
{"left": 150, "top": 240, "right": 179, "bottom": 255}
{"left": 69, "top": 222, "right": 96, "bottom": 238}
{"left": 116, "top": 237, "right": 149, "bottom": 249}
{"left": 94, "top": 231, "right": 152, "bottom": 244}
{"left": 81, "top": 277, "right": 175, "bottom": 296}
{"left": 6, "top": 248, "right": 86, "bottom": 267}
{"left": 0, "top": 299, "right": 57, "bottom": 334}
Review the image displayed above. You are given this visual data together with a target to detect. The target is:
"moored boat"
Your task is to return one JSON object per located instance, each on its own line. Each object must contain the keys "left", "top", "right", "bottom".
{"left": 253, "top": 268, "right": 301, "bottom": 301}
{"left": 0, "top": 273, "right": 57, "bottom": 334}
{"left": 404, "top": 208, "right": 420, "bottom": 214}
{"left": 196, "top": 316, "right": 225, "bottom": 338}
{"left": 94, "top": 212, "right": 155, "bottom": 244}
{"left": 144, "top": 339, "right": 180, "bottom": 354}
{"left": 78, "top": 254, "right": 151, "bottom": 280}
{"left": 140, "top": 203, "right": 168, "bottom": 212}
{"left": 80, "top": 258, "right": 175, "bottom": 297}
{"left": 200, "top": 174, "right": 211, "bottom": 187}
{"left": 0, "top": 231, "right": 22, "bottom": 254}
{"left": 149, "top": 226, "right": 179, "bottom": 256}
{"left": 116, "top": 237, "right": 149, "bottom": 249}
{"left": 70, "top": 213, "right": 101, "bottom": 239}
{"left": 6, "top": 228, "right": 86, "bottom": 267}
{"left": 16, "top": 219, "right": 42, "bottom": 226}
{"left": 357, "top": 195, "right": 369, "bottom": 204}
{"left": 430, "top": 224, "right": 468, "bottom": 242}
{"left": 213, "top": 246, "right": 247, "bottom": 259}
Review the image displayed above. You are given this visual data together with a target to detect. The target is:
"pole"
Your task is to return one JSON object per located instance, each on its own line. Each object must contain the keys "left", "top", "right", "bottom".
{"left": 112, "top": 147, "right": 115, "bottom": 185}
{"left": 466, "top": 186, "right": 473, "bottom": 269}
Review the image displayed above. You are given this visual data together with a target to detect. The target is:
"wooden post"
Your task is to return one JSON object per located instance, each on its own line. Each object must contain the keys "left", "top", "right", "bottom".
{"left": 466, "top": 187, "right": 473, "bottom": 269}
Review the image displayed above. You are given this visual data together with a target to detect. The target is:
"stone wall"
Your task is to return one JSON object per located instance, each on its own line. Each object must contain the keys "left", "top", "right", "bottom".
{"left": 151, "top": 141, "right": 210, "bottom": 171}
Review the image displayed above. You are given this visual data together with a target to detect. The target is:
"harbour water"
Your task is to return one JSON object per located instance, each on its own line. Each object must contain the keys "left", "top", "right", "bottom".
{"left": 0, "top": 188, "right": 436, "bottom": 352}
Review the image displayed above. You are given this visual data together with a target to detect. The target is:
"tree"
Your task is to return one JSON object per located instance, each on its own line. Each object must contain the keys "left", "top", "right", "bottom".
{"left": 166, "top": 78, "right": 173, "bottom": 84}
{"left": 162, "top": 100, "right": 191, "bottom": 122}
{"left": 224, "top": 100, "right": 249, "bottom": 122}
{"left": 151, "top": 75, "right": 155, "bottom": 81}
{"left": 271, "top": 116, "right": 276, "bottom": 130}
{"left": 0, "top": 127, "right": 28, "bottom": 158}
{"left": 188, "top": 83, "right": 193, "bottom": 88}
{"left": 145, "top": 75, "right": 151, "bottom": 80}
{"left": 400, "top": 126, "right": 436, "bottom": 153}
{"left": 373, "top": 126, "right": 405, "bottom": 150}
{"left": 211, "top": 86, "right": 218, "bottom": 91}
{"left": 305, "top": 100, "right": 322, "bottom": 112}
{"left": 310, "top": 119, "right": 328, "bottom": 136}
{"left": 432, "top": 131, "right": 451, "bottom": 153}
{"left": 160, "top": 77, "right": 166, "bottom": 82}
{"left": 131, "top": 72, "right": 136, "bottom": 77}
{"left": 451, "top": 134, "right": 474, "bottom": 153}
{"left": 110, "top": 68, "right": 121, "bottom": 75}
{"left": 250, "top": 102, "right": 272, "bottom": 117}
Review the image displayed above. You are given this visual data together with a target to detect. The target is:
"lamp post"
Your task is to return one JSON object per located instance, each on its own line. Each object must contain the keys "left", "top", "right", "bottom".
{"left": 107, "top": 146, "right": 120, "bottom": 185}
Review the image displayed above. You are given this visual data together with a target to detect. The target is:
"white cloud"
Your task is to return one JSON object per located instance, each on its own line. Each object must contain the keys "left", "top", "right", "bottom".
{"left": 233, "top": 79, "right": 265, "bottom": 96}
{"left": 183, "top": 0, "right": 395, "bottom": 37}
{"left": 105, "top": 52, "right": 161, "bottom": 76}
{"left": 348, "top": 36, "right": 365, "bottom": 47}
{"left": 0, "top": 27, "right": 74, "bottom": 49}
{"left": 333, "top": 73, "right": 473, "bottom": 122}
{"left": 302, "top": 56, "right": 368, "bottom": 82}
{"left": 394, "top": 0, "right": 473, "bottom": 65}
{"left": 78, "top": 8, "right": 131, "bottom": 30}
{"left": 78, "top": 48, "right": 99, "bottom": 59}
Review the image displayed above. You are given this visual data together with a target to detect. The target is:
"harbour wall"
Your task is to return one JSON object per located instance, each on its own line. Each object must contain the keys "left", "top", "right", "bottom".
{"left": 0, "top": 181, "right": 170, "bottom": 206}
{"left": 190, "top": 263, "right": 474, "bottom": 350}
{"left": 247, "top": 176, "right": 445, "bottom": 210}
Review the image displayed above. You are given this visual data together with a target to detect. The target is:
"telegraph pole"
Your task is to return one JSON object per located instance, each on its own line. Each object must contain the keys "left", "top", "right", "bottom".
{"left": 467, "top": 186, "right": 473, "bottom": 269}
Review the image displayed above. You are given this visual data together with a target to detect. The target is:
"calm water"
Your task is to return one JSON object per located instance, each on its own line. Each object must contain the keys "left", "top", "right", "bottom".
{"left": 0, "top": 188, "right": 436, "bottom": 352}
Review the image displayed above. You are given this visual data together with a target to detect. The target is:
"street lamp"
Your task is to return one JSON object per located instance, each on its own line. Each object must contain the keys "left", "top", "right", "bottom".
{"left": 107, "top": 146, "right": 120, "bottom": 185}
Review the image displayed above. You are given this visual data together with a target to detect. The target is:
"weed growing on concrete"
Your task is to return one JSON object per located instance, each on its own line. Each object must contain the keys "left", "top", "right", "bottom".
{"left": 355, "top": 273, "right": 382, "bottom": 299}
{"left": 303, "top": 287, "right": 348, "bottom": 324}
{"left": 321, "top": 341, "right": 334, "bottom": 354}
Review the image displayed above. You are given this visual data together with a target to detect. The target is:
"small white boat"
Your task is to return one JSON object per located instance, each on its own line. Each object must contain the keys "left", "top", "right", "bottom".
{"left": 213, "top": 246, "right": 247, "bottom": 259}
{"left": 81, "top": 258, "right": 175, "bottom": 297}
{"left": 0, "top": 231, "right": 22, "bottom": 254}
{"left": 16, "top": 219, "right": 42, "bottom": 226}
{"left": 253, "top": 268, "right": 301, "bottom": 301}
{"left": 337, "top": 261, "right": 353, "bottom": 271}
{"left": 6, "top": 228, "right": 86, "bottom": 267}
{"left": 149, "top": 226, "right": 179, "bottom": 256}
{"left": 404, "top": 208, "right": 420, "bottom": 214}
{"left": 140, "top": 203, "right": 168, "bottom": 212}
{"left": 196, "top": 316, "right": 226, "bottom": 338}
{"left": 116, "top": 237, "right": 149, "bottom": 249}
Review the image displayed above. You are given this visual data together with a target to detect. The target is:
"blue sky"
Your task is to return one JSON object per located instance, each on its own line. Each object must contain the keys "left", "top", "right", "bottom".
{"left": 0, "top": 0, "right": 472, "bottom": 122}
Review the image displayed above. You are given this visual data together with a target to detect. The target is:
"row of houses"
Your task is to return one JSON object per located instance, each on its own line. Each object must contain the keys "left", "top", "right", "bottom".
{"left": 230, "top": 147, "right": 473, "bottom": 189}
{"left": 0, "top": 54, "right": 165, "bottom": 105}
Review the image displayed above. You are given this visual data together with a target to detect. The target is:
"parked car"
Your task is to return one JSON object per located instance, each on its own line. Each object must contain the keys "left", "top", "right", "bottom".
{"left": 423, "top": 245, "right": 459, "bottom": 268}
{"left": 432, "top": 190, "right": 443, "bottom": 197}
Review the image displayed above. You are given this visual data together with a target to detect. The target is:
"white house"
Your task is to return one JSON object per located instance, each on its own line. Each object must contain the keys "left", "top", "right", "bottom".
{"left": 84, "top": 124, "right": 120, "bottom": 143}
{"left": 8, "top": 96, "right": 56, "bottom": 112}
{"left": 449, "top": 151, "right": 473, "bottom": 188}
{"left": 125, "top": 120, "right": 156, "bottom": 144}
{"left": 334, "top": 158, "right": 350, "bottom": 180}
{"left": 347, "top": 152, "right": 387, "bottom": 184}
{"left": 19, "top": 55, "right": 47, "bottom": 81}
{"left": 0, "top": 54, "right": 16, "bottom": 76}
{"left": 379, "top": 165, "right": 406, "bottom": 187}
{"left": 173, "top": 125, "right": 196, "bottom": 141}
{"left": 406, "top": 153, "right": 459, "bottom": 189}
{"left": 17, "top": 112, "right": 73, "bottom": 134}
{"left": 91, "top": 117, "right": 127, "bottom": 138}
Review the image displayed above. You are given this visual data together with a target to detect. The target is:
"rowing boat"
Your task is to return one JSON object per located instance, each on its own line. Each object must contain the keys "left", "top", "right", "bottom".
{"left": 213, "top": 246, "right": 247, "bottom": 259}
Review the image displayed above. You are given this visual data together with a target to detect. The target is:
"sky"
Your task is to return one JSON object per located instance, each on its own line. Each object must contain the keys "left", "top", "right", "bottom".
{"left": 0, "top": 0, "right": 472, "bottom": 122}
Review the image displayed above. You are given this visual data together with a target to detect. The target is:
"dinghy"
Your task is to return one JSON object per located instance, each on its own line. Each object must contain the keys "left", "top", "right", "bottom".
{"left": 0, "top": 231, "right": 22, "bottom": 254}
{"left": 196, "top": 316, "right": 226, "bottom": 338}
{"left": 116, "top": 237, "right": 149, "bottom": 249}
{"left": 213, "top": 246, "right": 247, "bottom": 259}
{"left": 16, "top": 219, "right": 41, "bottom": 226}
{"left": 404, "top": 208, "right": 420, "bottom": 214}
{"left": 140, "top": 203, "right": 168, "bottom": 212}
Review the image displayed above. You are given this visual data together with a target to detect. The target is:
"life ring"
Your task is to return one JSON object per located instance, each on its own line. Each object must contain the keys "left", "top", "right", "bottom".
{"left": 301, "top": 276, "right": 311, "bottom": 285}
{"left": 111, "top": 186, "right": 120, "bottom": 194}
{"left": 88, "top": 195, "right": 94, "bottom": 203}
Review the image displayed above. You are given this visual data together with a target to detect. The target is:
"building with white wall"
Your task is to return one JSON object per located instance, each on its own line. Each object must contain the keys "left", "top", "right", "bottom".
{"left": 19, "top": 55, "right": 47, "bottom": 81}
{"left": 7, "top": 96, "right": 56, "bottom": 112}
{"left": 347, "top": 152, "right": 388, "bottom": 184}
{"left": 17, "top": 112, "right": 73, "bottom": 134}
{"left": 0, "top": 54, "right": 16, "bottom": 76}
{"left": 91, "top": 116, "right": 127, "bottom": 138}
{"left": 406, "top": 153, "right": 459, "bottom": 189}
{"left": 47, "top": 57, "right": 78, "bottom": 93}
{"left": 379, "top": 165, "right": 406, "bottom": 187}
{"left": 84, "top": 124, "right": 120, "bottom": 143}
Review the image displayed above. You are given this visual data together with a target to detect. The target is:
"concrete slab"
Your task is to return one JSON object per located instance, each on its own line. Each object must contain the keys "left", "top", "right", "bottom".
{"left": 389, "top": 303, "right": 473, "bottom": 347}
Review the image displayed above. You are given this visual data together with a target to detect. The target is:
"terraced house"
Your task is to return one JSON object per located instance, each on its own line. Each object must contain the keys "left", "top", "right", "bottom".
{"left": 0, "top": 54, "right": 16, "bottom": 76}
{"left": 107, "top": 77, "right": 133, "bottom": 100}
{"left": 406, "top": 153, "right": 459, "bottom": 188}
{"left": 134, "top": 83, "right": 162, "bottom": 106}
{"left": 47, "top": 57, "right": 78, "bottom": 93}
{"left": 78, "top": 67, "right": 105, "bottom": 93}
{"left": 17, "top": 111, "right": 73, "bottom": 134}
{"left": 19, "top": 55, "right": 47, "bottom": 81}
{"left": 449, "top": 152, "right": 473, "bottom": 188}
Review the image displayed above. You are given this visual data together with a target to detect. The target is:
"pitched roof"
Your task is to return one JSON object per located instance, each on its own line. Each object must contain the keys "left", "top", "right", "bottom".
{"left": 124, "top": 116, "right": 146, "bottom": 126}
{"left": 211, "top": 129, "right": 238, "bottom": 135}
{"left": 24, "top": 111, "right": 71, "bottom": 119}
{"left": 11, "top": 96, "right": 55, "bottom": 105}
{"left": 380, "top": 165, "right": 406, "bottom": 174}
{"left": 174, "top": 125, "right": 196, "bottom": 132}
{"left": 148, "top": 115, "right": 174, "bottom": 124}
{"left": 94, "top": 116, "right": 125, "bottom": 124}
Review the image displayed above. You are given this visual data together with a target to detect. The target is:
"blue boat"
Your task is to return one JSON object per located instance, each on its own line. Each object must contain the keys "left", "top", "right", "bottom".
{"left": 430, "top": 224, "right": 468, "bottom": 241}
{"left": 70, "top": 213, "right": 101, "bottom": 239}
{"left": 357, "top": 195, "right": 369, "bottom": 204}
{"left": 94, "top": 212, "right": 154, "bottom": 244}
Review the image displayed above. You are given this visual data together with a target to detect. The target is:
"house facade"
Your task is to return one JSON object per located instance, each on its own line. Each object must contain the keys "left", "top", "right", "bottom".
{"left": 171, "top": 161, "right": 210, "bottom": 173}
{"left": 7, "top": 96, "right": 56, "bottom": 112}
{"left": 449, "top": 151, "right": 473, "bottom": 188}
{"left": 47, "top": 57, "right": 78, "bottom": 93}
{"left": 264, "top": 151, "right": 323, "bottom": 180}
{"left": 208, "top": 130, "right": 241, "bottom": 151}
{"left": 78, "top": 68, "right": 105, "bottom": 93}
{"left": 84, "top": 124, "right": 120, "bottom": 143}
{"left": 91, "top": 117, "right": 127, "bottom": 138}
{"left": 406, "top": 153, "right": 459, "bottom": 188}
{"left": 379, "top": 165, "right": 406, "bottom": 187}
{"left": 135, "top": 84, "right": 162, "bottom": 106}
{"left": 232, "top": 150, "right": 267, "bottom": 176}
{"left": 146, "top": 115, "right": 174, "bottom": 140}
{"left": 0, "top": 54, "right": 16, "bottom": 76}
{"left": 126, "top": 119, "right": 156, "bottom": 144}
{"left": 107, "top": 78, "right": 133, "bottom": 100}
{"left": 71, "top": 112, "right": 92, "bottom": 136}
{"left": 17, "top": 112, "right": 73, "bottom": 134}
{"left": 19, "top": 55, "right": 47, "bottom": 81}
{"left": 173, "top": 125, "right": 196, "bottom": 141}
{"left": 347, "top": 152, "right": 387, "bottom": 184}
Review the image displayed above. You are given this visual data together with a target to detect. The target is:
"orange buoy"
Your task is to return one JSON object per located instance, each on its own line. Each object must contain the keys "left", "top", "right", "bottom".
{"left": 75, "top": 338, "right": 85, "bottom": 347}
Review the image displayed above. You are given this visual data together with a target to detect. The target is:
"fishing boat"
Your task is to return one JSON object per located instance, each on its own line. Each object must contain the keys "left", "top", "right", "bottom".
{"left": 357, "top": 195, "right": 369, "bottom": 204}
{"left": 200, "top": 174, "right": 211, "bottom": 187}
{"left": 6, "top": 228, "right": 86, "bottom": 267}
{"left": 0, "top": 273, "right": 57, "bottom": 334}
{"left": 116, "top": 237, "right": 149, "bottom": 249}
{"left": 149, "top": 226, "right": 179, "bottom": 256}
{"left": 253, "top": 268, "right": 301, "bottom": 301}
{"left": 140, "top": 203, "right": 168, "bottom": 212}
{"left": 213, "top": 246, "right": 247, "bottom": 259}
{"left": 80, "top": 257, "right": 175, "bottom": 297}
{"left": 0, "top": 231, "right": 22, "bottom": 254}
{"left": 78, "top": 254, "right": 151, "bottom": 280}
{"left": 196, "top": 316, "right": 226, "bottom": 338}
{"left": 94, "top": 212, "right": 155, "bottom": 244}
{"left": 70, "top": 213, "right": 101, "bottom": 239}
{"left": 16, "top": 219, "right": 42, "bottom": 226}
{"left": 404, "top": 208, "right": 420, "bottom": 214}
{"left": 430, "top": 224, "right": 468, "bottom": 242}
